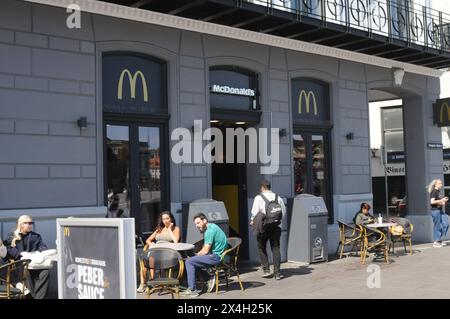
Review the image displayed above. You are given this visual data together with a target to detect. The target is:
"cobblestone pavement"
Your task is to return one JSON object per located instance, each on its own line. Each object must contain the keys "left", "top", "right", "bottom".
{"left": 138, "top": 242, "right": 450, "bottom": 299}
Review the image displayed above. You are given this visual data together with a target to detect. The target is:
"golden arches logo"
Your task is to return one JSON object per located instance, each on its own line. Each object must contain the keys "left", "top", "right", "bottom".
{"left": 64, "top": 227, "right": 70, "bottom": 237}
{"left": 117, "top": 69, "right": 149, "bottom": 102}
{"left": 440, "top": 102, "right": 450, "bottom": 124}
{"left": 298, "top": 90, "right": 317, "bottom": 115}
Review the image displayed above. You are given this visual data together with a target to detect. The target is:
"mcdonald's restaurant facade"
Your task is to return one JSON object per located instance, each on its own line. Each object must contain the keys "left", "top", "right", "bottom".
{"left": 0, "top": 0, "right": 448, "bottom": 267}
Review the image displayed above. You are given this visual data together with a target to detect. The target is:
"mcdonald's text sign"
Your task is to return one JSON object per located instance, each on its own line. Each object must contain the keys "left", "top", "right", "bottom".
{"left": 102, "top": 53, "right": 167, "bottom": 114}
{"left": 434, "top": 98, "right": 450, "bottom": 127}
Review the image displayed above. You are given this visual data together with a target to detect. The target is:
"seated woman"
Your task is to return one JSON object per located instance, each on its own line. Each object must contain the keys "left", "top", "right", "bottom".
{"left": 353, "top": 202, "right": 374, "bottom": 226}
{"left": 4, "top": 215, "right": 49, "bottom": 299}
{"left": 137, "top": 211, "right": 181, "bottom": 293}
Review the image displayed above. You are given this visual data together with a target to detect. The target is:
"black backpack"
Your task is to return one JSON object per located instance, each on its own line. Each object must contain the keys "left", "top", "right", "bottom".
{"left": 260, "top": 193, "right": 283, "bottom": 226}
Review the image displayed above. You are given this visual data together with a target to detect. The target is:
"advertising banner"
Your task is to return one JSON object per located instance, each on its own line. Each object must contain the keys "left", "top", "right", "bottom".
{"left": 57, "top": 218, "right": 136, "bottom": 299}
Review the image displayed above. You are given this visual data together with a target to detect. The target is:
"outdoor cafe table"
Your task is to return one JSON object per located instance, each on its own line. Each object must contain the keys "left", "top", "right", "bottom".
{"left": 147, "top": 242, "right": 195, "bottom": 252}
{"left": 366, "top": 222, "right": 397, "bottom": 229}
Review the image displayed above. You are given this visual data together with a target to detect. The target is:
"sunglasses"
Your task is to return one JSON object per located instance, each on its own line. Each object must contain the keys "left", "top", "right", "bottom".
{"left": 23, "top": 222, "right": 34, "bottom": 225}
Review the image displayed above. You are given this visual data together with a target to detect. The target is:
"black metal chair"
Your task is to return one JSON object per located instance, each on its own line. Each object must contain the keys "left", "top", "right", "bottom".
{"left": 145, "top": 247, "right": 184, "bottom": 299}
{"left": 0, "top": 259, "right": 31, "bottom": 299}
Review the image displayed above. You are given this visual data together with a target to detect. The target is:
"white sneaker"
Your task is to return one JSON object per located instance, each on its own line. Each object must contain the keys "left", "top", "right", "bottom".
{"left": 206, "top": 275, "right": 216, "bottom": 293}
{"left": 441, "top": 241, "right": 447, "bottom": 246}
{"left": 15, "top": 283, "right": 30, "bottom": 295}
{"left": 136, "top": 283, "right": 146, "bottom": 293}
{"left": 433, "top": 242, "right": 442, "bottom": 248}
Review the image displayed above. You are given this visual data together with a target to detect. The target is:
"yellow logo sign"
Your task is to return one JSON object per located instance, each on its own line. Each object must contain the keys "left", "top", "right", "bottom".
{"left": 64, "top": 227, "right": 70, "bottom": 237}
{"left": 117, "top": 69, "right": 149, "bottom": 102}
{"left": 440, "top": 102, "right": 450, "bottom": 124}
{"left": 298, "top": 90, "right": 317, "bottom": 115}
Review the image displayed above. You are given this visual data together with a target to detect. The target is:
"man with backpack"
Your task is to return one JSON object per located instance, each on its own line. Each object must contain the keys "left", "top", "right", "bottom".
{"left": 250, "top": 180, "right": 286, "bottom": 280}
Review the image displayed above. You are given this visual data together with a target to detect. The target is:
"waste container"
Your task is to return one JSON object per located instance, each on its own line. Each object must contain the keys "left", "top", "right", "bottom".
{"left": 287, "top": 194, "right": 328, "bottom": 263}
{"left": 182, "top": 198, "right": 229, "bottom": 244}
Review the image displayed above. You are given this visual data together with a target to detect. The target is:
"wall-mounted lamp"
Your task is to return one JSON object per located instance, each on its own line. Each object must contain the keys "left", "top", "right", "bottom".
{"left": 392, "top": 67, "right": 405, "bottom": 87}
{"left": 279, "top": 128, "right": 287, "bottom": 137}
{"left": 345, "top": 132, "right": 354, "bottom": 140}
{"left": 77, "top": 116, "right": 87, "bottom": 129}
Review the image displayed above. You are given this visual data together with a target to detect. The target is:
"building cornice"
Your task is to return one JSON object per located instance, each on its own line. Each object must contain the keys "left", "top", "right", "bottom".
{"left": 23, "top": 0, "right": 444, "bottom": 78}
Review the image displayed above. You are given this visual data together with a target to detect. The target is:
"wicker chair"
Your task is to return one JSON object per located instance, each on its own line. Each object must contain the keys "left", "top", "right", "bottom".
{"left": 389, "top": 217, "right": 414, "bottom": 255}
{"left": 360, "top": 226, "right": 390, "bottom": 264}
{"left": 336, "top": 220, "right": 363, "bottom": 258}
{"left": 209, "top": 237, "right": 244, "bottom": 294}
{"left": 0, "top": 259, "right": 31, "bottom": 299}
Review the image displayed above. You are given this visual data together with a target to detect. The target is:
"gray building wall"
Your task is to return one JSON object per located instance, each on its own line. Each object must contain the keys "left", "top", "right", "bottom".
{"left": 0, "top": 1, "right": 97, "bottom": 213}
{"left": 0, "top": 0, "right": 442, "bottom": 262}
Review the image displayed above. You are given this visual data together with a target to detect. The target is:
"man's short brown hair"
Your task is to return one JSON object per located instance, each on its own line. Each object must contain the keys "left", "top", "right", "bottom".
{"left": 193, "top": 213, "right": 207, "bottom": 221}
{"left": 260, "top": 180, "right": 271, "bottom": 190}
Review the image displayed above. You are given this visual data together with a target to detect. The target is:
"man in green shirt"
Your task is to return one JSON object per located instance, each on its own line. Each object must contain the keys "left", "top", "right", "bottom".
{"left": 181, "top": 213, "right": 228, "bottom": 297}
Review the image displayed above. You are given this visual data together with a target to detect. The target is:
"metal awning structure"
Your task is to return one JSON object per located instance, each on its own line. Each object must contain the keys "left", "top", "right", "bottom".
{"left": 102, "top": 0, "right": 450, "bottom": 69}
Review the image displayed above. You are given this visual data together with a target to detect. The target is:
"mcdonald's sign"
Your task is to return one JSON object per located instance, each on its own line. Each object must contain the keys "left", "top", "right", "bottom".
{"left": 117, "top": 69, "right": 148, "bottom": 102}
{"left": 102, "top": 54, "right": 167, "bottom": 114}
{"left": 298, "top": 90, "right": 318, "bottom": 115}
{"left": 64, "top": 226, "right": 70, "bottom": 237}
{"left": 291, "top": 78, "right": 329, "bottom": 124}
{"left": 433, "top": 98, "right": 450, "bottom": 127}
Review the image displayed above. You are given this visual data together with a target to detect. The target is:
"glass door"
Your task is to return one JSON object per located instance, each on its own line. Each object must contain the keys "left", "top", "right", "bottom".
{"left": 137, "top": 126, "right": 162, "bottom": 234}
{"left": 293, "top": 131, "right": 332, "bottom": 221}
{"left": 105, "top": 122, "right": 167, "bottom": 235}
{"left": 105, "top": 125, "right": 131, "bottom": 219}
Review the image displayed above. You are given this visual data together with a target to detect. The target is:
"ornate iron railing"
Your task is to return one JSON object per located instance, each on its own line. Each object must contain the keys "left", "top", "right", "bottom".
{"left": 246, "top": 0, "right": 450, "bottom": 52}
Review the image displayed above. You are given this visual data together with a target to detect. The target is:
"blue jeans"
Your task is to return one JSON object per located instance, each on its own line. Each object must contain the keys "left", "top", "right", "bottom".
{"left": 431, "top": 209, "right": 449, "bottom": 242}
{"left": 185, "top": 254, "right": 220, "bottom": 290}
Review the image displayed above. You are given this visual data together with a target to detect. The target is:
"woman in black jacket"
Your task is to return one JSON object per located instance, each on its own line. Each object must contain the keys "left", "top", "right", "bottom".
{"left": 5, "top": 215, "right": 50, "bottom": 299}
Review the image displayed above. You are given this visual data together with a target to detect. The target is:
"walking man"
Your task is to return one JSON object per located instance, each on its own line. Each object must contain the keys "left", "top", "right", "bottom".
{"left": 250, "top": 180, "right": 286, "bottom": 280}
{"left": 181, "top": 213, "right": 228, "bottom": 297}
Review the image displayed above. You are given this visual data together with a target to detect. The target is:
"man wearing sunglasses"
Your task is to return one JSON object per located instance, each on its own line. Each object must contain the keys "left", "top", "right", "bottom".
{"left": 4, "top": 215, "right": 49, "bottom": 299}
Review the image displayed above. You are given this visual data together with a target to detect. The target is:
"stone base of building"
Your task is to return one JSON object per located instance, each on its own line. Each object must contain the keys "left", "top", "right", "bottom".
{"left": 408, "top": 214, "right": 450, "bottom": 243}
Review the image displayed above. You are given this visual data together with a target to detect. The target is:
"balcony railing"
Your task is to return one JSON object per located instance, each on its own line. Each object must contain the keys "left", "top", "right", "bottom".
{"left": 246, "top": 0, "right": 450, "bottom": 52}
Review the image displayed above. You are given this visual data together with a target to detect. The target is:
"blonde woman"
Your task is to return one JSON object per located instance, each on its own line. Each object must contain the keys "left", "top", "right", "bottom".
{"left": 428, "top": 179, "right": 449, "bottom": 248}
{"left": 4, "top": 215, "right": 49, "bottom": 299}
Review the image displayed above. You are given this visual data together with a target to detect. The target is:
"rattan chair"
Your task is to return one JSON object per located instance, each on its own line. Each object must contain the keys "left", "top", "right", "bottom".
{"left": 210, "top": 237, "right": 244, "bottom": 294}
{"left": 360, "top": 226, "right": 390, "bottom": 264}
{"left": 145, "top": 247, "right": 184, "bottom": 299}
{"left": 389, "top": 217, "right": 414, "bottom": 255}
{"left": 336, "top": 220, "right": 363, "bottom": 258}
{"left": 0, "top": 259, "right": 31, "bottom": 299}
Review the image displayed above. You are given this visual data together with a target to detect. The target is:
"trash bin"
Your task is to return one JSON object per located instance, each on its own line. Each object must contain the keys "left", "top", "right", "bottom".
{"left": 287, "top": 194, "right": 328, "bottom": 263}
{"left": 182, "top": 198, "right": 229, "bottom": 244}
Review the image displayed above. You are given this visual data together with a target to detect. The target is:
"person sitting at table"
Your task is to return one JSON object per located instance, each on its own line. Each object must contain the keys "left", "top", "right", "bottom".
{"left": 354, "top": 203, "right": 386, "bottom": 257}
{"left": 353, "top": 202, "right": 375, "bottom": 226}
{"left": 180, "top": 213, "right": 228, "bottom": 298}
{"left": 137, "top": 211, "right": 181, "bottom": 293}
{"left": 4, "top": 215, "right": 49, "bottom": 299}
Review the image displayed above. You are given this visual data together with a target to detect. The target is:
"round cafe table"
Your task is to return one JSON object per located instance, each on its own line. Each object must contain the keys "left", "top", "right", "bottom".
{"left": 146, "top": 242, "right": 196, "bottom": 261}
{"left": 366, "top": 222, "right": 397, "bottom": 228}
{"left": 147, "top": 242, "right": 195, "bottom": 252}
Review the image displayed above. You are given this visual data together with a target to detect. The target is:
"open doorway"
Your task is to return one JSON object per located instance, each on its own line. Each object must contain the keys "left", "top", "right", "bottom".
{"left": 211, "top": 121, "right": 249, "bottom": 260}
